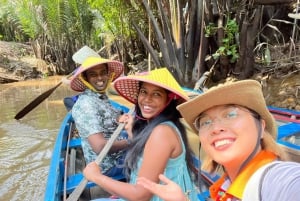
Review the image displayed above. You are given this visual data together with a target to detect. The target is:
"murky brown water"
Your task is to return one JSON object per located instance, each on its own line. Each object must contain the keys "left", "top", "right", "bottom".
{"left": 0, "top": 76, "right": 77, "bottom": 201}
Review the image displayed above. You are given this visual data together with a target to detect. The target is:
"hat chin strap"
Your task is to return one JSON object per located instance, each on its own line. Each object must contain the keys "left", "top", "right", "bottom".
{"left": 79, "top": 72, "right": 114, "bottom": 93}
{"left": 234, "top": 119, "right": 263, "bottom": 179}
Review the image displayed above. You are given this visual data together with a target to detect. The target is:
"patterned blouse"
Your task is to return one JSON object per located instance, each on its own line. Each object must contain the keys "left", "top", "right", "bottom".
{"left": 72, "top": 89, "right": 126, "bottom": 173}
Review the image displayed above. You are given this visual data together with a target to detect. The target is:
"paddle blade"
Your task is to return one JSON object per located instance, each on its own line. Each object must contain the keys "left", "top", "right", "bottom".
{"left": 14, "top": 45, "right": 99, "bottom": 120}
{"left": 14, "top": 82, "right": 62, "bottom": 120}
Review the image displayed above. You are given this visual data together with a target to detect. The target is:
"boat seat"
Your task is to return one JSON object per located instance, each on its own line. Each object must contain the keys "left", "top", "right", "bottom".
{"left": 197, "top": 191, "right": 210, "bottom": 201}
{"left": 64, "top": 136, "right": 127, "bottom": 194}
{"left": 69, "top": 138, "right": 81, "bottom": 148}
{"left": 61, "top": 172, "right": 126, "bottom": 194}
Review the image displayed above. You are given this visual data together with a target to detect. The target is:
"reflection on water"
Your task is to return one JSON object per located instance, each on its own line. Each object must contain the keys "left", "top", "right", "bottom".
{"left": 0, "top": 77, "right": 76, "bottom": 201}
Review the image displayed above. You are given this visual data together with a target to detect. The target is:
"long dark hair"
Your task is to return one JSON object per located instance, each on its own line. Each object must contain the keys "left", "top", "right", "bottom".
{"left": 124, "top": 86, "right": 195, "bottom": 179}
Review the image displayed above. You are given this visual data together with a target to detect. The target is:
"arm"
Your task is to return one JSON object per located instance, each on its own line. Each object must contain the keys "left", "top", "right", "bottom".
{"left": 137, "top": 174, "right": 187, "bottom": 201}
{"left": 117, "top": 113, "right": 134, "bottom": 139}
{"left": 83, "top": 124, "right": 182, "bottom": 201}
{"left": 89, "top": 113, "right": 135, "bottom": 154}
{"left": 260, "top": 161, "right": 300, "bottom": 201}
{"left": 73, "top": 98, "right": 130, "bottom": 154}
{"left": 87, "top": 133, "right": 129, "bottom": 154}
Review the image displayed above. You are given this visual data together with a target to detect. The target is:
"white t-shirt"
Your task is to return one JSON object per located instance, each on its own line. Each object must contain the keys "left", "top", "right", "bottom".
{"left": 243, "top": 161, "right": 300, "bottom": 201}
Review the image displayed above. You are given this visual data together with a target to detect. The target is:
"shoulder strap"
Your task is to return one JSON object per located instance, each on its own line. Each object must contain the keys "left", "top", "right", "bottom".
{"left": 242, "top": 161, "right": 282, "bottom": 201}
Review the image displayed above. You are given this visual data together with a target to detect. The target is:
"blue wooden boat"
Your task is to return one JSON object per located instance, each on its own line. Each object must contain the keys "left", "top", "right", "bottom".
{"left": 44, "top": 97, "right": 300, "bottom": 200}
{"left": 268, "top": 106, "right": 300, "bottom": 163}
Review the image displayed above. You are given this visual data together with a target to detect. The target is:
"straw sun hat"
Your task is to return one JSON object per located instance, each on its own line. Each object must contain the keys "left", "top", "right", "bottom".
{"left": 70, "top": 57, "right": 124, "bottom": 92}
{"left": 177, "top": 80, "right": 277, "bottom": 138}
{"left": 113, "top": 68, "right": 189, "bottom": 105}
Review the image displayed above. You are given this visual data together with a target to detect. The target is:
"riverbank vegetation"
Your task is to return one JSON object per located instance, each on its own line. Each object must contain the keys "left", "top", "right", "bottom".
{"left": 0, "top": 1, "right": 299, "bottom": 106}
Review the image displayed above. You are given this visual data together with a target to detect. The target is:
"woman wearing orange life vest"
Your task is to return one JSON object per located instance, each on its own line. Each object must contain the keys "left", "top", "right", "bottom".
{"left": 137, "top": 80, "right": 300, "bottom": 201}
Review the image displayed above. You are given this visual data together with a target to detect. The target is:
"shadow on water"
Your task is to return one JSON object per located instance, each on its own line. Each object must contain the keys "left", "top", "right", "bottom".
{"left": 0, "top": 76, "right": 77, "bottom": 201}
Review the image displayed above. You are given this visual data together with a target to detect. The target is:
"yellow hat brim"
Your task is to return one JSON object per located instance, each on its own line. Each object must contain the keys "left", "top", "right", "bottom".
{"left": 114, "top": 68, "right": 189, "bottom": 104}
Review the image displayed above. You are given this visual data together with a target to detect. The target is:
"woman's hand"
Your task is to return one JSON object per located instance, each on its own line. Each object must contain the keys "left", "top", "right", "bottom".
{"left": 118, "top": 114, "right": 134, "bottom": 139}
{"left": 137, "top": 174, "right": 186, "bottom": 201}
{"left": 83, "top": 162, "right": 102, "bottom": 183}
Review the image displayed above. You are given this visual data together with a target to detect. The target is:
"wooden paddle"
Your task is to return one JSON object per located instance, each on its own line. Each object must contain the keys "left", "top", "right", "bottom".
{"left": 14, "top": 77, "right": 69, "bottom": 120}
{"left": 66, "top": 107, "right": 135, "bottom": 201}
{"left": 14, "top": 46, "right": 101, "bottom": 120}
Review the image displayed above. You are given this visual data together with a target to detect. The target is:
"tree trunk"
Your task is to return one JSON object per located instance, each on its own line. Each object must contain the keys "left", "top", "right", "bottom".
{"left": 235, "top": 6, "right": 262, "bottom": 79}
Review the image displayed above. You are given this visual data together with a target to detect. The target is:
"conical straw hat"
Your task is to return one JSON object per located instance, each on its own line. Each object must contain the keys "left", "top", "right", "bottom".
{"left": 113, "top": 68, "right": 189, "bottom": 104}
{"left": 72, "top": 45, "right": 100, "bottom": 64}
{"left": 70, "top": 57, "right": 124, "bottom": 92}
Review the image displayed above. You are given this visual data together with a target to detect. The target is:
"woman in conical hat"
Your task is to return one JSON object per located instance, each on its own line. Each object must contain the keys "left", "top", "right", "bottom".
{"left": 83, "top": 68, "right": 198, "bottom": 201}
{"left": 137, "top": 80, "right": 300, "bottom": 201}
{"left": 70, "top": 56, "right": 131, "bottom": 179}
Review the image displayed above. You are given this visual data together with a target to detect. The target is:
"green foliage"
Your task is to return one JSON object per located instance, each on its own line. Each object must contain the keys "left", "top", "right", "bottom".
{"left": 16, "top": 0, "right": 42, "bottom": 39}
{"left": 0, "top": 0, "right": 103, "bottom": 73}
{"left": 0, "top": 2, "right": 30, "bottom": 41}
{"left": 206, "top": 18, "right": 239, "bottom": 63}
{"left": 87, "top": 0, "right": 137, "bottom": 50}
{"left": 205, "top": 23, "right": 218, "bottom": 37}
{"left": 263, "top": 47, "right": 271, "bottom": 65}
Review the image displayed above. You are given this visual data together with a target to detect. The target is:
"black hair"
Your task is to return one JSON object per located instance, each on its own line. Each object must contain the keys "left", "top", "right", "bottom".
{"left": 123, "top": 84, "right": 195, "bottom": 179}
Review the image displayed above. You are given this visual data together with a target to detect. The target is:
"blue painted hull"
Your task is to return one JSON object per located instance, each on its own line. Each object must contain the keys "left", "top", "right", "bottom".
{"left": 44, "top": 112, "right": 73, "bottom": 201}
{"left": 270, "top": 106, "right": 300, "bottom": 163}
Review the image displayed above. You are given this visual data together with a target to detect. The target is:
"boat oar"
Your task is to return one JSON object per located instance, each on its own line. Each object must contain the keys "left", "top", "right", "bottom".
{"left": 14, "top": 46, "right": 101, "bottom": 120}
{"left": 66, "top": 107, "right": 135, "bottom": 201}
{"left": 14, "top": 74, "right": 73, "bottom": 120}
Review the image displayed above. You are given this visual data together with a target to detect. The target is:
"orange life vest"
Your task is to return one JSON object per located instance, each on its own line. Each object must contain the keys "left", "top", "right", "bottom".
{"left": 209, "top": 150, "right": 277, "bottom": 201}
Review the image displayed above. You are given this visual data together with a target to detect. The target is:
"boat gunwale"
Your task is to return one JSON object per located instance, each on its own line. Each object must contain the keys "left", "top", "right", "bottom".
{"left": 44, "top": 112, "right": 73, "bottom": 201}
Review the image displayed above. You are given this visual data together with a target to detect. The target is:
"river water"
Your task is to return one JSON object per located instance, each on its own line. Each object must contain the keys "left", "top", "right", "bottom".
{"left": 0, "top": 76, "right": 76, "bottom": 201}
